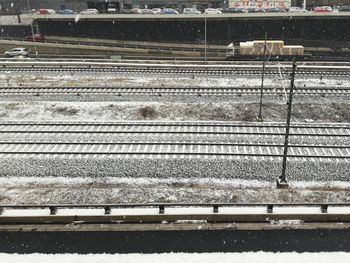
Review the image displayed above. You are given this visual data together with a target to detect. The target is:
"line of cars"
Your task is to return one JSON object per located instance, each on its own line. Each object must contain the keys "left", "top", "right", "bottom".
{"left": 220, "top": 6, "right": 342, "bottom": 13}
{"left": 35, "top": 7, "right": 224, "bottom": 15}
{"left": 34, "top": 5, "right": 348, "bottom": 16}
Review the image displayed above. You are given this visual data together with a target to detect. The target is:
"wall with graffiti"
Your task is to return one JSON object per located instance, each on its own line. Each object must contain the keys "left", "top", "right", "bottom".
{"left": 229, "top": 0, "right": 292, "bottom": 9}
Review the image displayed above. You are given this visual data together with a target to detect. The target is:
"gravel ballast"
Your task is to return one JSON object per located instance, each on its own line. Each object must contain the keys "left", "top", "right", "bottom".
{"left": 0, "top": 156, "right": 348, "bottom": 182}
{"left": 0, "top": 68, "right": 348, "bottom": 204}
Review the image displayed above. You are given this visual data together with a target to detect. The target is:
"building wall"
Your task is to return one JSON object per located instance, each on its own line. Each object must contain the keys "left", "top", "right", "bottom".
{"left": 0, "top": 0, "right": 350, "bottom": 12}
{"left": 229, "top": 0, "right": 292, "bottom": 9}
{"left": 0, "top": 0, "right": 87, "bottom": 12}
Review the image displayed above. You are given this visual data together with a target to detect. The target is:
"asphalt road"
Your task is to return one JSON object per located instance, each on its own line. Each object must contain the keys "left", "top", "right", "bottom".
{"left": 1, "top": 228, "right": 350, "bottom": 253}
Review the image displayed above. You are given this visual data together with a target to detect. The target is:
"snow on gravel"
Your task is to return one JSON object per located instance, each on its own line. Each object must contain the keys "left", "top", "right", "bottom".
{"left": 0, "top": 71, "right": 348, "bottom": 204}
{"left": 1, "top": 252, "right": 350, "bottom": 263}
{"left": 0, "top": 71, "right": 348, "bottom": 89}
{"left": 0, "top": 100, "right": 349, "bottom": 122}
{"left": 1, "top": 177, "right": 350, "bottom": 204}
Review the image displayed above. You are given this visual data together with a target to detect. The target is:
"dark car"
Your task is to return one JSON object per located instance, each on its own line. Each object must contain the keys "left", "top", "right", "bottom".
{"left": 162, "top": 8, "right": 179, "bottom": 14}
{"left": 58, "top": 9, "right": 74, "bottom": 15}
{"left": 339, "top": 6, "right": 350, "bottom": 12}
{"left": 247, "top": 7, "right": 265, "bottom": 13}
{"left": 265, "top": 7, "right": 286, "bottom": 12}
{"left": 221, "top": 8, "right": 245, "bottom": 13}
{"left": 25, "top": 34, "right": 45, "bottom": 42}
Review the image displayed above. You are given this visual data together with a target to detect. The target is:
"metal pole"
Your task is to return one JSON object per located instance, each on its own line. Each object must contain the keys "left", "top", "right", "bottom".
{"left": 204, "top": 16, "right": 207, "bottom": 63}
{"left": 277, "top": 58, "right": 297, "bottom": 188}
{"left": 27, "top": 0, "right": 38, "bottom": 59}
{"left": 257, "top": 32, "right": 267, "bottom": 121}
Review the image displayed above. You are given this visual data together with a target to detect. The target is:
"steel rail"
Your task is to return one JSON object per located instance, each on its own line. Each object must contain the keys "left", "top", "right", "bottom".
{"left": 0, "top": 121, "right": 347, "bottom": 129}
{"left": 0, "top": 141, "right": 348, "bottom": 149}
{"left": 0, "top": 86, "right": 349, "bottom": 96}
{"left": 0, "top": 130, "right": 347, "bottom": 137}
{"left": 0, "top": 144, "right": 347, "bottom": 159}
{"left": 3, "top": 60, "right": 350, "bottom": 69}
{"left": 1, "top": 203, "right": 350, "bottom": 224}
{"left": 1, "top": 67, "right": 350, "bottom": 77}
{"left": 2, "top": 202, "right": 350, "bottom": 208}
{"left": 0, "top": 123, "right": 348, "bottom": 137}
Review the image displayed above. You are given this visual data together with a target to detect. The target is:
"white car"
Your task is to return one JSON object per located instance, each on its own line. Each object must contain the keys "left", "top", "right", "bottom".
{"left": 183, "top": 8, "right": 201, "bottom": 14}
{"left": 151, "top": 8, "right": 162, "bottom": 14}
{"left": 140, "top": 9, "right": 154, "bottom": 14}
{"left": 289, "top": 7, "right": 308, "bottom": 12}
{"left": 107, "top": 5, "right": 117, "bottom": 13}
{"left": 162, "top": 8, "right": 179, "bottom": 14}
{"left": 130, "top": 8, "right": 142, "bottom": 14}
{"left": 204, "top": 8, "right": 222, "bottom": 14}
{"left": 80, "top": 9, "right": 99, "bottom": 15}
{"left": 4, "top": 48, "right": 29, "bottom": 57}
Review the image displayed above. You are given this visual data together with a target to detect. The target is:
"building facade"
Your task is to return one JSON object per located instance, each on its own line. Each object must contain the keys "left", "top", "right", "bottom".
{"left": 0, "top": 0, "right": 348, "bottom": 13}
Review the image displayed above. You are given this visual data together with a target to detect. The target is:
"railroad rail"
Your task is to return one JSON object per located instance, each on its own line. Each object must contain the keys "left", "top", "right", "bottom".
{"left": 1, "top": 203, "right": 350, "bottom": 224}
{"left": 0, "top": 86, "right": 349, "bottom": 96}
{"left": 0, "top": 121, "right": 348, "bottom": 161}
{"left": 1, "top": 62, "right": 350, "bottom": 77}
{"left": 0, "top": 36, "right": 226, "bottom": 53}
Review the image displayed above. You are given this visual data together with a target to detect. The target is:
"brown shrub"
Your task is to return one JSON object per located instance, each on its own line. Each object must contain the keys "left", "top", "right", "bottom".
{"left": 138, "top": 106, "right": 157, "bottom": 119}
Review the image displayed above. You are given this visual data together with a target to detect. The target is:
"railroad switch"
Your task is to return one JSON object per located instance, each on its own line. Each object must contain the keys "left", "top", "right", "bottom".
{"left": 159, "top": 205, "right": 165, "bottom": 214}
{"left": 276, "top": 178, "right": 289, "bottom": 189}
{"left": 49, "top": 206, "right": 58, "bottom": 215}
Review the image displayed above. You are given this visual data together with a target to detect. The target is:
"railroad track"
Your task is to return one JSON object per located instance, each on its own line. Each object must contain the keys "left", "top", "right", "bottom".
{"left": 0, "top": 121, "right": 348, "bottom": 161}
{"left": 1, "top": 203, "right": 350, "bottom": 224}
{"left": 1, "top": 62, "right": 350, "bottom": 77}
{"left": 0, "top": 86, "right": 349, "bottom": 96}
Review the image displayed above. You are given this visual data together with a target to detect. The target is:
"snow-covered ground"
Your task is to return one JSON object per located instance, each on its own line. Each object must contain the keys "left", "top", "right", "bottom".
{"left": 0, "top": 71, "right": 348, "bottom": 204}
{"left": 0, "top": 100, "right": 348, "bottom": 122}
{"left": 1, "top": 177, "right": 350, "bottom": 204}
{"left": 0, "top": 71, "right": 348, "bottom": 89}
{"left": 1, "top": 252, "right": 350, "bottom": 263}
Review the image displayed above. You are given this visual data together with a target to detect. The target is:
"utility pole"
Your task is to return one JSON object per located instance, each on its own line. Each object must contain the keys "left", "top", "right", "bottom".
{"left": 27, "top": 0, "right": 38, "bottom": 59}
{"left": 204, "top": 15, "right": 207, "bottom": 63}
{"left": 277, "top": 58, "right": 297, "bottom": 189}
{"left": 257, "top": 32, "right": 267, "bottom": 121}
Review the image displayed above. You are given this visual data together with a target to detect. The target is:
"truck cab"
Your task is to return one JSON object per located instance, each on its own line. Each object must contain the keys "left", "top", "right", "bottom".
{"left": 226, "top": 43, "right": 235, "bottom": 59}
{"left": 108, "top": 4, "right": 117, "bottom": 13}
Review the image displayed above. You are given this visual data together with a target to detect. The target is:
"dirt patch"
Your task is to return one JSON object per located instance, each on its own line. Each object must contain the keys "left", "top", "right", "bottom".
{"left": 0, "top": 101, "right": 348, "bottom": 123}
{"left": 138, "top": 106, "right": 158, "bottom": 119}
{"left": 4, "top": 102, "right": 20, "bottom": 110}
{"left": 50, "top": 106, "right": 80, "bottom": 116}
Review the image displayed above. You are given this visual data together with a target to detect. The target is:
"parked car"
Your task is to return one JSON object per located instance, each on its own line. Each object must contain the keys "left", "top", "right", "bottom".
{"left": 140, "top": 9, "right": 154, "bottom": 14}
{"left": 151, "top": 8, "right": 162, "bottom": 14}
{"left": 4, "top": 48, "right": 29, "bottom": 57}
{"left": 162, "top": 8, "right": 179, "bottom": 14}
{"left": 79, "top": 9, "right": 99, "bottom": 15}
{"left": 247, "top": 7, "right": 265, "bottom": 13}
{"left": 265, "top": 7, "right": 286, "bottom": 12}
{"left": 339, "top": 5, "right": 350, "bottom": 12}
{"left": 120, "top": 9, "right": 134, "bottom": 14}
{"left": 108, "top": 4, "right": 117, "bottom": 13}
{"left": 288, "top": 7, "right": 308, "bottom": 12}
{"left": 313, "top": 6, "right": 333, "bottom": 12}
{"left": 58, "top": 9, "right": 74, "bottom": 15}
{"left": 204, "top": 8, "right": 222, "bottom": 14}
{"left": 183, "top": 8, "right": 201, "bottom": 14}
{"left": 221, "top": 7, "right": 245, "bottom": 13}
{"left": 130, "top": 8, "right": 142, "bottom": 14}
{"left": 37, "top": 8, "right": 56, "bottom": 15}
{"left": 25, "top": 34, "right": 45, "bottom": 42}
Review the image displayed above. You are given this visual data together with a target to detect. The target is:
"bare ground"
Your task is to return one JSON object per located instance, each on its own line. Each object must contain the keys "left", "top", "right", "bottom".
{"left": 1, "top": 178, "right": 350, "bottom": 204}
{"left": 0, "top": 101, "right": 349, "bottom": 122}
